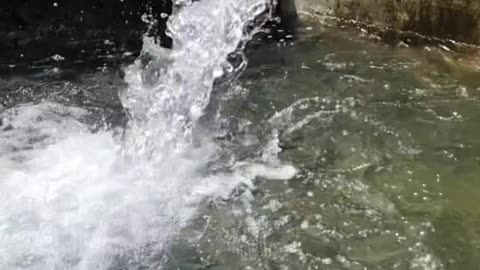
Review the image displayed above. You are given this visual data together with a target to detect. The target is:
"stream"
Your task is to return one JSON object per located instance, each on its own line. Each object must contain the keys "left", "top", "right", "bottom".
{"left": 1, "top": 1, "right": 480, "bottom": 269}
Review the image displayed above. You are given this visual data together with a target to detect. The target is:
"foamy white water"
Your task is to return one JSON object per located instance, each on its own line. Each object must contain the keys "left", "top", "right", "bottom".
{"left": 121, "top": 0, "right": 271, "bottom": 163}
{"left": 0, "top": 1, "right": 296, "bottom": 269}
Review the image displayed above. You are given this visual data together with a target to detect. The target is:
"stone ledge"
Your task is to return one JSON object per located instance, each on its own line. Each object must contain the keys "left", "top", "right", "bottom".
{"left": 297, "top": 0, "right": 480, "bottom": 45}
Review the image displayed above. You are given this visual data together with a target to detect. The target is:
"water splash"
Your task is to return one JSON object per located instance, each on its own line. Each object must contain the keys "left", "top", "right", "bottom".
{"left": 0, "top": 1, "right": 295, "bottom": 269}
{"left": 121, "top": 0, "right": 271, "bottom": 163}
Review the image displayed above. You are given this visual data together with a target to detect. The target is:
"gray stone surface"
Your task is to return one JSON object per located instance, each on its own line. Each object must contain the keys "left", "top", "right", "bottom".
{"left": 296, "top": 0, "right": 480, "bottom": 45}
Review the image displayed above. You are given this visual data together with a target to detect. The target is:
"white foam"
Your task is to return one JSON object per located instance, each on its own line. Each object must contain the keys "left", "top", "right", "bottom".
{"left": 0, "top": 102, "right": 256, "bottom": 269}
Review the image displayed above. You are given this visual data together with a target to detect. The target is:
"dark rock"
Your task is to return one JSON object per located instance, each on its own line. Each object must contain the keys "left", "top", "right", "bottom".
{"left": 277, "top": 0, "right": 298, "bottom": 31}
{"left": 0, "top": 0, "right": 298, "bottom": 65}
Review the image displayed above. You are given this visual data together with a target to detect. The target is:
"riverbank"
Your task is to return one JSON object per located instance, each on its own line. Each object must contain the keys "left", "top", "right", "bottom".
{"left": 297, "top": 0, "right": 480, "bottom": 46}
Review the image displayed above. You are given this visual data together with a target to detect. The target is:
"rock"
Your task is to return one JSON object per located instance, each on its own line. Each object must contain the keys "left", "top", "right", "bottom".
{"left": 277, "top": 0, "right": 298, "bottom": 30}
{"left": 0, "top": 0, "right": 298, "bottom": 54}
{"left": 296, "top": 0, "right": 480, "bottom": 46}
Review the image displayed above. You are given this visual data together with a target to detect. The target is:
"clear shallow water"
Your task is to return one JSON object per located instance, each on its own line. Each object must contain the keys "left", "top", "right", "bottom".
{"left": 2, "top": 6, "right": 480, "bottom": 270}
{"left": 162, "top": 20, "right": 480, "bottom": 270}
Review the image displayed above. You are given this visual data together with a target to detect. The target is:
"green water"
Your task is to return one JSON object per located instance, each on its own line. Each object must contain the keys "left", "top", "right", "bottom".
{"left": 165, "top": 21, "right": 480, "bottom": 270}
{"left": 2, "top": 16, "right": 480, "bottom": 270}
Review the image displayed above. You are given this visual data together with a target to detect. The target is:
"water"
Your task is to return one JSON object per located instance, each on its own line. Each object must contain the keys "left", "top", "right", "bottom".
{"left": 2, "top": 2, "right": 480, "bottom": 270}
{"left": 0, "top": 1, "right": 296, "bottom": 269}
{"left": 179, "top": 19, "right": 480, "bottom": 269}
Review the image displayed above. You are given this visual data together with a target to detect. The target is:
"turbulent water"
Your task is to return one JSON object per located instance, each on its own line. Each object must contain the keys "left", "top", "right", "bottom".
{"left": 0, "top": 1, "right": 296, "bottom": 269}
{"left": 3, "top": 1, "right": 480, "bottom": 270}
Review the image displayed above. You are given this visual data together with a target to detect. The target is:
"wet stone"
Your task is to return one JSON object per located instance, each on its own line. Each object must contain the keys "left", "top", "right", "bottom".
{"left": 298, "top": 0, "right": 480, "bottom": 45}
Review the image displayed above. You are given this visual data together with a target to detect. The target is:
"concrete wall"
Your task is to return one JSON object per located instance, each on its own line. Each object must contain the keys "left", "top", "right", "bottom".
{"left": 296, "top": 0, "right": 480, "bottom": 45}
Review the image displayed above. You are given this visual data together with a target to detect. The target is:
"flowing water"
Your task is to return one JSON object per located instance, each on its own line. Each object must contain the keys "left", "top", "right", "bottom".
{"left": 2, "top": 1, "right": 480, "bottom": 270}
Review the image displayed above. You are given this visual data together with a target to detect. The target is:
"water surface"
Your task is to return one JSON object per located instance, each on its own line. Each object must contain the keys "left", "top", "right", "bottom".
{"left": 2, "top": 10, "right": 480, "bottom": 270}
{"left": 164, "top": 19, "right": 480, "bottom": 270}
